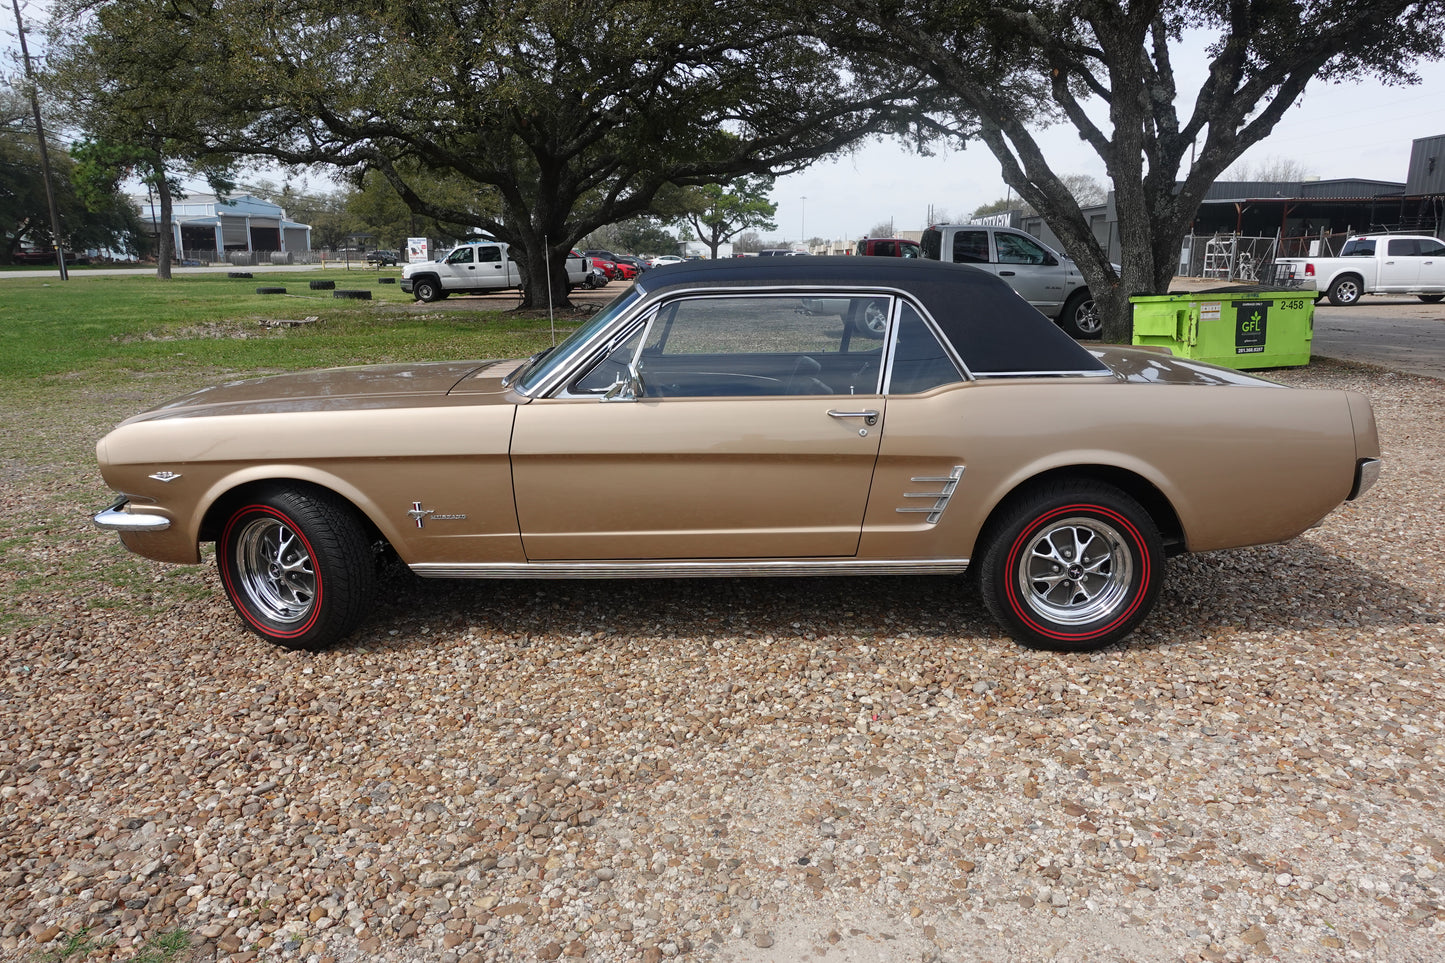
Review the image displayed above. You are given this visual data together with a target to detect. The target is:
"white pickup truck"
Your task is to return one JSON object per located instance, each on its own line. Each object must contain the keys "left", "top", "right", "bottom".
{"left": 401, "top": 241, "right": 588, "bottom": 302}
{"left": 920, "top": 224, "right": 1103, "bottom": 338}
{"left": 1272, "top": 234, "right": 1445, "bottom": 306}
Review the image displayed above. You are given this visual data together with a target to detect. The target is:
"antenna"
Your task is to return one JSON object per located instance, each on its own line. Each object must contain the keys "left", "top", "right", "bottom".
{"left": 544, "top": 237, "right": 555, "bottom": 345}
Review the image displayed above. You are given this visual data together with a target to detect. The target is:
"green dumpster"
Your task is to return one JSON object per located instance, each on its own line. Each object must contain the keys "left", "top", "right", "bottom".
{"left": 1129, "top": 287, "right": 1314, "bottom": 369}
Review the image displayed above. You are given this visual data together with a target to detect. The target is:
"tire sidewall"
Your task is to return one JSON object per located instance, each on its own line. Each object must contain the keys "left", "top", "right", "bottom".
{"left": 1328, "top": 276, "right": 1361, "bottom": 306}
{"left": 216, "top": 489, "right": 373, "bottom": 650}
{"left": 415, "top": 278, "right": 439, "bottom": 302}
{"left": 1061, "top": 292, "right": 1101, "bottom": 339}
{"left": 219, "top": 503, "right": 327, "bottom": 644}
{"left": 981, "top": 488, "right": 1163, "bottom": 651}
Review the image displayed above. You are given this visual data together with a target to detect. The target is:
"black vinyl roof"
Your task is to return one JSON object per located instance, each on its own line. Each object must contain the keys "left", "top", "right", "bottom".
{"left": 632, "top": 256, "right": 1108, "bottom": 376}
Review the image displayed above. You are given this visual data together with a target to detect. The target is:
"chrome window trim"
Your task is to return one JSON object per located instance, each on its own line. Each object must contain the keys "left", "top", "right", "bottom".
{"left": 412, "top": 558, "right": 971, "bottom": 579}
{"left": 553, "top": 313, "right": 654, "bottom": 399}
{"left": 540, "top": 286, "right": 912, "bottom": 399}
{"left": 880, "top": 299, "right": 969, "bottom": 394}
{"left": 972, "top": 369, "right": 1115, "bottom": 379}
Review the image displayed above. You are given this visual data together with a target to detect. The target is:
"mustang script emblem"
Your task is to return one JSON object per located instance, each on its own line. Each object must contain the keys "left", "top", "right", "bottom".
{"left": 407, "top": 503, "right": 468, "bottom": 529}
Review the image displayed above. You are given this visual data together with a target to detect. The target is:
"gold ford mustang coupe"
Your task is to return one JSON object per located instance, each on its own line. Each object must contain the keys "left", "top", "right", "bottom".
{"left": 95, "top": 258, "right": 1381, "bottom": 652}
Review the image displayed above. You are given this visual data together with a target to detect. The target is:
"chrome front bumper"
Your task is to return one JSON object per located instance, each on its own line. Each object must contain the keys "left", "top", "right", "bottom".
{"left": 94, "top": 496, "right": 170, "bottom": 533}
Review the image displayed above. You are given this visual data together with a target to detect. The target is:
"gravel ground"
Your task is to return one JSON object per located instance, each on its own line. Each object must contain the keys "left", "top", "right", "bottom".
{"left": 2, "top": 359, "right": 1442, "bottom": 963}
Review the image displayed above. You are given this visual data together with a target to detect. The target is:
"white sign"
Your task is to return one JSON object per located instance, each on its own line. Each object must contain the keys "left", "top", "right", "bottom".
{"left": 407, "top": 238, "right": 430, "bottom": 263}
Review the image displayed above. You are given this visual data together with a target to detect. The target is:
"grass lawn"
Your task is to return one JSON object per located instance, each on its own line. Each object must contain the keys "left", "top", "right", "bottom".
{"left": 0, "top": 270, "right": 581, "bottom": 631}
{"left": 0, "top": 269, "right": 570, "bottom": 394}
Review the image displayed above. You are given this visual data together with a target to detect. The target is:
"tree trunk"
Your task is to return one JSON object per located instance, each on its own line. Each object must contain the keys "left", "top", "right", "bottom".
{"left": 153, "top": 166, "right": 174, "bottom": 281}
{"left": 514, "top": 237, "right": 575, "bottom": 311}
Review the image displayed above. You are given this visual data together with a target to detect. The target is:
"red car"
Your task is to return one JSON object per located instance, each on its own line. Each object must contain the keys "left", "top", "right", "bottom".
{"left": 583, "top": 250, "right": 637, "bottom": 281}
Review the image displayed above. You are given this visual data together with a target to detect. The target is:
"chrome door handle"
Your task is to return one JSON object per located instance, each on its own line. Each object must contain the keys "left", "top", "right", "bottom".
{"left": 828, "top": 409, "right": 878, "bottom": 426}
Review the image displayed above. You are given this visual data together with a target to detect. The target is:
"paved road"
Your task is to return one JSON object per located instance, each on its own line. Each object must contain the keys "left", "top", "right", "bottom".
{"left": 1311, "top": 298, "right": 1445, "bottom": 380}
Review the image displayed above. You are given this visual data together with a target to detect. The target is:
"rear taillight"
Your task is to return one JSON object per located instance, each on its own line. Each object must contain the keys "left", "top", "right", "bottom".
{"left": 1305, "top": 263, "right": 1315, "bottom": 276}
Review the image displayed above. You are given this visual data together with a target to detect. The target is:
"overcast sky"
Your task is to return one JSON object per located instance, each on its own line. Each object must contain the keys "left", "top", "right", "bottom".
{"left": 772, "top": 58, "right": 1445, "bottom": 244}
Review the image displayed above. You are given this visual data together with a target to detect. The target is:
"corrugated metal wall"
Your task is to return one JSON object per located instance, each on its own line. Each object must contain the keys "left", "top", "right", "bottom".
{"left": 1407, "top": 135, "right": 1445, "bottom": 194}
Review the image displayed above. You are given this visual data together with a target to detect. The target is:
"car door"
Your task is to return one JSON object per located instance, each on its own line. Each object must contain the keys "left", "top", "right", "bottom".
{"left": 1378, "top": 238, "right": 1419, "bottom": 292}
{"left": 509, "top": 293, "right": 889, "bottom": 560}
{"left": 438, "top": 245, "right": 476, "bottom": 289}
{"left": 1417, "top": 238, "right": 1445, "bottom": 292}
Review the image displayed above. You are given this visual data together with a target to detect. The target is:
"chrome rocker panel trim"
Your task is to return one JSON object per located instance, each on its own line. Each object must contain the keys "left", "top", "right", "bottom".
{"left": 411, "top": 558, "right": 972, "bottom": 579}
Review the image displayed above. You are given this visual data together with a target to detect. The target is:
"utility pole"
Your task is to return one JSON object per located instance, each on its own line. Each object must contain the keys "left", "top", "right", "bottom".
{"left": 10, "top": 0, "right": 69, "bottom": 280}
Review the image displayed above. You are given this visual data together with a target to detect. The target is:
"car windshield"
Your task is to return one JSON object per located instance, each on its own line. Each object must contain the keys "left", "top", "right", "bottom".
{"left": 514, "top": 287, "right": 641, "bottom": 393}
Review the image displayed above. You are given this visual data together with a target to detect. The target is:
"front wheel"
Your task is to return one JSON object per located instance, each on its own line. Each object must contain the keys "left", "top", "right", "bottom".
{"left": 1060, "top": 291, "right": 1102, "bottom": 339}
{"left": 976, "top": 481, "right": 1164, "bottom": 651}
{"left": 412, "top": 277, "right": 442, "bottom": 302}
{"left": 1326, "top": 275, "right": 1362, "bottom": 306}
{"left": 217, "top": 486, "right": 375, "bottom": 650}
{"left": 1418, "top": 294, "right": 1444, "bottom": 304}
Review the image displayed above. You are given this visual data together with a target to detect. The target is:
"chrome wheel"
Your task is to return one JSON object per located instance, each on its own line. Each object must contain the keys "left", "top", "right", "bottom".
{"left": 233, "top": 516, "right": 317, "bottom": 625}
{"left": 1072, "top": 298, "right": 1102, "bottom": 336}
{"left": 978, "top": 481, "right": 1164, "bottom": 651}
{"left": 1327, "top": 277, "right": 1361, "bottom": 306}
{"left": 1015, "top": 516, "right": 1132, "bottom": 626}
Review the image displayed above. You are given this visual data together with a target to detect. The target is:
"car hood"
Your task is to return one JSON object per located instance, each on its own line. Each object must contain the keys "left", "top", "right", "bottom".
{"left": 118, "top": 360, "right": 519, "bottom": 424}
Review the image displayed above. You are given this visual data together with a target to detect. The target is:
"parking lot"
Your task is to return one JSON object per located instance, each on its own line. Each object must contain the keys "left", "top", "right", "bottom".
{"left": 1, "top": 295, "right": 1442, "bottom": 963}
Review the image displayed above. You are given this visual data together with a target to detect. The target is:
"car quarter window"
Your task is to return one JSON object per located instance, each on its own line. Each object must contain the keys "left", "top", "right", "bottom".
{"left": 952, "top": 231, "right": 989, "bottom": 264}
{"left": 887, "top": 303, "right": 964, "bottom": 393}
{"left": 567, "top": 294, "right": 887, "bottom": 398}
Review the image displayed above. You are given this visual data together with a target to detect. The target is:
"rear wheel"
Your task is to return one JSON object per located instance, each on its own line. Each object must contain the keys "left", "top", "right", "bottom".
{"left": 1326, "top": 275, "right": 1363, "bottom": 306}
{"left": 977, "top": 481, "right": 1164, "bottom": 651}
{"left": 217, "top": 486, "right": 374, "bottom": 650}
{"left": 1060, "top": 291, "right": 1102, "bottom": 339}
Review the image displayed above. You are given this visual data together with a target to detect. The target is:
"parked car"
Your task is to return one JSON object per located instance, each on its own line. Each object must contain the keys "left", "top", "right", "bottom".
{"left": 94, "top": 257, "right": 1379, "bottom": 653}
{"left": 365, "top": 250, "right": 400, "bottom": 266}
{"left": 1272, "top": 233, "right": 1445, "bottom": 305}
{"left": 921, "top": 224, "right": 1105, "bottom": 339}
{"left": 649, "top": 255, "right": 686, "bottom": 267}
{"left": 401, "top": 241, "right": 587, "bottom": 301}
{"left": 857, "top": 237, "right": 921, "bottom": 258}
{"left": 612, "top": 254, "right": 649, "bottom": 274}
{"left": 587, "top": 255, "right": 621, "bottom": 280}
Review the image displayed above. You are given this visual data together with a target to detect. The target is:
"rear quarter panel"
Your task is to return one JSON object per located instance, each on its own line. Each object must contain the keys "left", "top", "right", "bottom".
{"left": 859, "top": 379, "right": 1360, "bottom": 559}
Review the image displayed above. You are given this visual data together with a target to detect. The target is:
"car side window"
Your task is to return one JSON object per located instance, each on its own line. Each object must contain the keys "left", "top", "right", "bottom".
{"left": 952, "top": 231, "right": 989, "bottom": 264}
{"left": 588, "top": 295, "right": 886, "bottom": 398}
{"left": 478, "top": 246, "right": 502, "bottom": 263}
{"left": 1420, "top": 239, "right": 1445, "bottom": 257}
{"left": 996, "top": 233, "right": 1048, "bottom": 265}
{"left": 887, "top": 304, "right": 963, "bottom": 394}
{"left": 445, "top": 247, "right": 474, "bottom": 264}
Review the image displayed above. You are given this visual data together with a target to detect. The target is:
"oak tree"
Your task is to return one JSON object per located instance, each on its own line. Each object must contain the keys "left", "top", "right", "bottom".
{"left": 816, "top": 0, "right": 1445, "bottom": 339}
